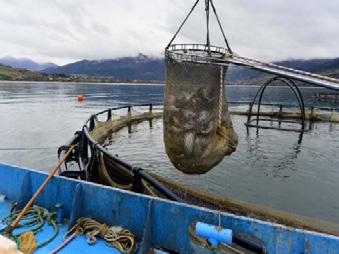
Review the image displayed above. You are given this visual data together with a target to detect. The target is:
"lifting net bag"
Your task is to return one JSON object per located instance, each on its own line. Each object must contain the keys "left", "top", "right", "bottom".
{"left": 163, "top": 51, "right": 238, "bottom": 174}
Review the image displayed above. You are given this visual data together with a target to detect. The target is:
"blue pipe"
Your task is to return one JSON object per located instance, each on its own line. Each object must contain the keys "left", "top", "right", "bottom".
{"left": 195, "top": 222, "right": 232, "bottom": 246}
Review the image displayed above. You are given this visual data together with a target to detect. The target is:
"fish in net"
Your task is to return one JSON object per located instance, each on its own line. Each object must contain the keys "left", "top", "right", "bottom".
{"left": 163, "top": 54, "right": 238, "bottom": 174}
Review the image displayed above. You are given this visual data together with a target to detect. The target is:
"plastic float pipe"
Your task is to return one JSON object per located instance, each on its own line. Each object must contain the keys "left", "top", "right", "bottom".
{"left": 195, "top": 222, "right": 232, "bottom": 246}
{"left": 208, "top": 238, "right": 219, "bottom": 247}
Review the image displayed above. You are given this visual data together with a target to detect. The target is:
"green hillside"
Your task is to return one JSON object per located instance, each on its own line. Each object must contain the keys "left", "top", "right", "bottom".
{"left": 0, "top": 64, "right": 135, "bottom": 83}
{"left": 0, "top": 64, "right": 47, "bottom": 80}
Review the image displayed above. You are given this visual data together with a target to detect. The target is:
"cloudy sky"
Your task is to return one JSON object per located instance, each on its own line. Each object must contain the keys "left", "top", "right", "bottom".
{"left": 1, "top": 0, "right": 339, "bottom": 65}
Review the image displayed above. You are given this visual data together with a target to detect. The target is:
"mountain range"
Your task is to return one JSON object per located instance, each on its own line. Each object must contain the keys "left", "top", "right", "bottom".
{"left": 43, "top": 53, "right": 164, "bottom": 81}
{"left": 43, "top": 54, "right": 339, "bottom": 84}
{"left": 0, "top": 56, "right": 57, "bottom": 71}
{"left": 1, "top": 54, "right": 339, "bottom": 83}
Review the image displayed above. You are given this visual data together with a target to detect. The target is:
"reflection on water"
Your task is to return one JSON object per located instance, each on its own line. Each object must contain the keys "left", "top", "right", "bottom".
{"left": 245, "top": 127, "right": 303, "bottom": 178}
{"left": 0, "top": 81, "right": 338, "bottom": 225}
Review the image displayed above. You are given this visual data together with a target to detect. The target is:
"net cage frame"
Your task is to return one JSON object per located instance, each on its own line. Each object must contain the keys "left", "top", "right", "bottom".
{"left": 57, "top": 102, "right": 339, "bottom": 188}
{"left": 245, "top": 76, "right": 306, "bottom": 133}
{"left": 166, "top": 44, "right": 231, "bottom": 62}
{"left": 57, "top": 104, "right": 182, "bottom": 202}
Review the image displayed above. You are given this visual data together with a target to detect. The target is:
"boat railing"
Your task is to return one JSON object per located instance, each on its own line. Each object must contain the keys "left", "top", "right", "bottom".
{"left": 168, "top": 43, "right": 229, "bottom": 55}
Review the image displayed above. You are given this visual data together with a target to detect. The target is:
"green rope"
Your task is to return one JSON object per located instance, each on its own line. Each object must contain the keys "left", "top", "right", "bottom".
{"left": 1, "top": 203, "right": 59, "bottom": 250}
{"left": 2, "top": 205, "right": 46, "bottom": 236}
{"left": 36, "top": 213, "right": 59, "bottom": 248}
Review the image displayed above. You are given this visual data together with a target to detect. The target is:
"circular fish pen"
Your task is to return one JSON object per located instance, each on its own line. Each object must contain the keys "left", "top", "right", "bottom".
{"left": 58, "top": 104, "right": 339, "bottom": 238}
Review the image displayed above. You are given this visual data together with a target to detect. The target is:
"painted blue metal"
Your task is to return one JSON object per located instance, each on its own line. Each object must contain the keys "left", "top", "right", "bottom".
{"left": 0, "top": 162, "right": 339, "bottom": 254}
{"left": 0, "top": 202, "right": 121, "bottom": 254}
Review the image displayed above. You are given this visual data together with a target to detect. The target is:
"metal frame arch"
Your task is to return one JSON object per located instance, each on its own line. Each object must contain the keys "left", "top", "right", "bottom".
{"left": 246, "top": 76, "right": 306, "bottom": 132}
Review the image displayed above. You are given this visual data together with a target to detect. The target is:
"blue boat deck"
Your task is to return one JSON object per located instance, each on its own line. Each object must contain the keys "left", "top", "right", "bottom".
{"left": 1, "top": 163, "right": 339, "bottom": 254}
{"left": 0, "top": 198, "right": 122, "bottom": 254}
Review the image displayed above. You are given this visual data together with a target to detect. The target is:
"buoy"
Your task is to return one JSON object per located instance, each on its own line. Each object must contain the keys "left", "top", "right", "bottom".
{"left": 77, "top": 95, "right": 84, "bottom": 102}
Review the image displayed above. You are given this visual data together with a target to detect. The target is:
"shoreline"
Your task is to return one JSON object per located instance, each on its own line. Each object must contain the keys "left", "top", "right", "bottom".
{"left": 0, "top": 80, "right": 328, "bottom": 88}
{"left": 0, "top": 80, "right": 164, "bottom": 86}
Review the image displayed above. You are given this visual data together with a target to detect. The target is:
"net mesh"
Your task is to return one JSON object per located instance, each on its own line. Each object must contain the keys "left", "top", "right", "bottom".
{"left": 163, "top": 55, "right": 238, "bottom": 174}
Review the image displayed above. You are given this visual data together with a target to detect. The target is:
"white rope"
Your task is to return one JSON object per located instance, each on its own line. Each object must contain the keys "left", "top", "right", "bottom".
{"left": 218, "top": 66, "right": 224, "bottom": 125}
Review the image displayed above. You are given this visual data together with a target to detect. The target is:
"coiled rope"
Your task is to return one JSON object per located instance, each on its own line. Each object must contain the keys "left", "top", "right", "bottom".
{"left": 65, "top": 217, "right": 136, "bottom": 254}
{"left": 1, "top": 203, "right": 59, "bottom": 254}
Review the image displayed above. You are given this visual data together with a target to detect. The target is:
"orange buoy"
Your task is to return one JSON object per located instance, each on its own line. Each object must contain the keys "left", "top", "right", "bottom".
{"left": 77, "top": 95, "right": 84, "bottom": 102}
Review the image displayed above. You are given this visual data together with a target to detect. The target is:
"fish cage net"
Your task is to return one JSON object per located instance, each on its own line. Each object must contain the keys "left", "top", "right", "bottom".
{"left": 164, "top": 44, "right": 238, "bottom": 174}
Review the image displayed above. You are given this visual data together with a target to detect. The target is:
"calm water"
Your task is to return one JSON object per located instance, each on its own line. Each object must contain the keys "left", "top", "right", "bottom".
{"left": 0, "top": 81, "right": 338, "bottom": 224}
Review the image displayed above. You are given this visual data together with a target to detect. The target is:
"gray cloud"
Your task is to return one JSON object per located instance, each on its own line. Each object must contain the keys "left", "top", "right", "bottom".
{"left": 0, "top": 0, "right": 338, "bottom": 64}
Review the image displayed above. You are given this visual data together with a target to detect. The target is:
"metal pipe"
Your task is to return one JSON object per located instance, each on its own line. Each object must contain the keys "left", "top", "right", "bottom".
{"left": 166, "top": 0, "right": 200, "bottom": 49}
{"left": 247, "top": 76, "right": 306, "bottom": 132}
{"left": 167, "top": 47, "right": 339, "bottom": 90}
{"left": 58, "top": 133, "right": 81, "bottom": 174}
{"left": 209, "top": 0, "right": 233, "bottom": 54}
{"left": 138, "top": 170, "right": 182, "bottom": 202}
{"left": 107, "top": 109, "right": 112, "bottom": 121}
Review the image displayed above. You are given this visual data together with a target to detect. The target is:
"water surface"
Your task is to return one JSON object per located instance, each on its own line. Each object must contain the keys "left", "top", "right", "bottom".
{"left": 0, "top": 81, "right": 338, "bottom": 224}
{"left": 106, "top": 117, "right": 339, "bottom": 224}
